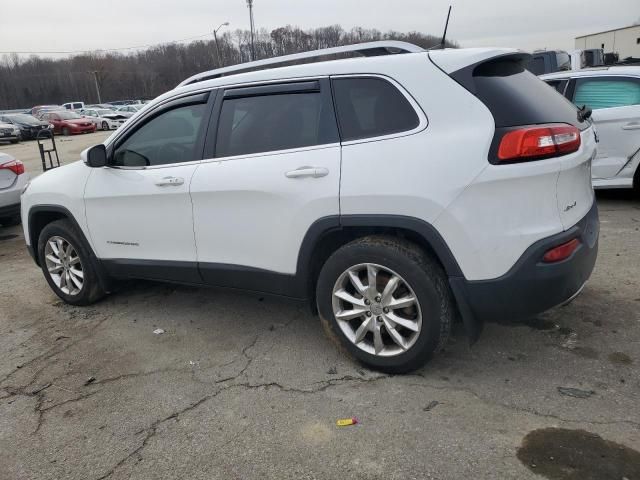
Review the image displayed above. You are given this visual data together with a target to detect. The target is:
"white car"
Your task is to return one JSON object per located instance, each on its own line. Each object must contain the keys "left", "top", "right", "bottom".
{"left": 0, "top": 153, "right": 29, "bottom": 226}
{"left": 0, "top": 122, "right": 21, "bottom": 144}
{"left": 114, "top": 104, "right": 144, "bottom": 118}
{"left": 20, "top": 42, "right": 599, "bottom": 372}
{"left": 542, "top": 66, "right": 640, "bottom": 190}
{"left": 81, "top": 108, "right": 128, "bottom": 131}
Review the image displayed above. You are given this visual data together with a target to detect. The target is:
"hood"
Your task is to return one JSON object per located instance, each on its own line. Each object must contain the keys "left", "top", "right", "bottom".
{"left": 15, "top": 118, "right": 48, "bottom": 127}
{"left": 102, "top": 114, "right": 127, "bottom": 120}
{"left": 65, "top": 118, "right": 93, "bottom": 125}
{"left": 0, "top": 122, "right": 18, "bottom": 129}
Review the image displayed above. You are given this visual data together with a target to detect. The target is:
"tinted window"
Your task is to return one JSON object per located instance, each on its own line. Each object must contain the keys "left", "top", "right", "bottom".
{"left": 113, "top": 103, "right": 205, "bottom": 167}
{"left": 465, "top": 59, "right": 586, "bottom": 129}
{"left": 332, "top": 78, "right": 419, "bottom": 141}
{"left": 573, "top": 77, "right": 640, "bottom": 110}
{"left": 556, "top": 52, "right": 571, "bottom": 71}
{"left": 215, "top": 91, "right": 337, "bottom": 157}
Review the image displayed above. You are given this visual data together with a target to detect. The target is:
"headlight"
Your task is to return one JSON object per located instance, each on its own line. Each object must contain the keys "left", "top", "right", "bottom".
{"left": 48, "top": 124, "right": 54, "bottom": 129}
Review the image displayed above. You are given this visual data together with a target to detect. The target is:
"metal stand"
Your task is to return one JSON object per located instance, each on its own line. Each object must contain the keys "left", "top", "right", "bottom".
{"left": 37, "top": 130, "right": 60, "bottom": 172}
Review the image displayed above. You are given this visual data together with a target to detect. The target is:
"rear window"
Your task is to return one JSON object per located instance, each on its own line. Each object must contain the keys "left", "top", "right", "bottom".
{"left": 527, "top": 56, "right": 546, "bottom": 75}
{"left": 459, "top": 59, "right": 586, "bottom": 130}
{"left": 556, "top": 52, "right": 571, "bottom": 71}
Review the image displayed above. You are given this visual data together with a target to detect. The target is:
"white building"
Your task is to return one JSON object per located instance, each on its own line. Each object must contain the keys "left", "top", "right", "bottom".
{"left": 575, "top": 25, "right": 640, "bottom": 59}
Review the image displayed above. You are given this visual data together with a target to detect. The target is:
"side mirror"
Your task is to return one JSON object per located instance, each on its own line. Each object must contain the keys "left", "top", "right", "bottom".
{"left": 84, "top": 144, "right": 107, "bottom": 168}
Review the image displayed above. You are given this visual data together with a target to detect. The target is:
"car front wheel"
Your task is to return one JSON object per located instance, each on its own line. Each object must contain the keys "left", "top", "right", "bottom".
{"left": 38, "top": 219, "right": 106, "bottom": 305}
{"left": 102, "top": 121, "right": 109, "bottom": 130}
{"left": 316, "top": 236, "right": 453, "bottom": 373}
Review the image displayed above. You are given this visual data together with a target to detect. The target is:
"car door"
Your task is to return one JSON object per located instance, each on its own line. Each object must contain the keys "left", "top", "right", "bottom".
{"left": 84, "top": 91, "right": 214, "bottom": 283}
{"left": 570, "top": 75, "right": 640, "bottom": 180}
{"left": 190, "top": 79, "right": 341, "bottom": 295}
{"left": 44, "top": 113, "right": 62, "bottom": 133}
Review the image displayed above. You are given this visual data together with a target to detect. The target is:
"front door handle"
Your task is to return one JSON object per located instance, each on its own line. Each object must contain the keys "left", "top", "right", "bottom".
{"left": 155, "top": 176, "right": 184, "bottom": 186}
{"left": 285, "top": 167, "right": 329, "bottom": 179}
{"left": 622, "top": 122, "right": 640, "bottom": 130}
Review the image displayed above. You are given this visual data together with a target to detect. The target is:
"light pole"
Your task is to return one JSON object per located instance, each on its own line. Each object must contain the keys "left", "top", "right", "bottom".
{"left": 90, "top": 71, "right": 102, "bottom": 104}
{"left": 246, "top": 0, "right": 255, "bottom": 60}
{"left": 213, "top": 22, "right": 229, "bottom": 67}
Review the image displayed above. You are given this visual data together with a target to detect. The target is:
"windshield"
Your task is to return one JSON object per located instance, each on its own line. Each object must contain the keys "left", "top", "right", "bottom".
{"left": 58, "top": 111, "right": 82, "bottom": 120}
{"left": 6, "top": 114, "right": 39, "bottom": 123}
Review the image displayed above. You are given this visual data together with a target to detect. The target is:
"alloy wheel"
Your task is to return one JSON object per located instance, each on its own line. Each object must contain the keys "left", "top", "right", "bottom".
{"left": 44, "top": 236, "right": 84, "bottom": 296}
{"left": 332, "top": 263, "right": 422, "bottom": 357}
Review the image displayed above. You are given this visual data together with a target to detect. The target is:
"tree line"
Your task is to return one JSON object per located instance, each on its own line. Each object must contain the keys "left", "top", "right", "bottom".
{"left": 0, "top": 25, "right": 456, "bottom": 110}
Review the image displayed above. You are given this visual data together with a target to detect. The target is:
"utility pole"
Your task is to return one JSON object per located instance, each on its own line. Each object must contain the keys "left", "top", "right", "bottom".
{"left": 213, "top": 22, "right": 229, "bottom": 67}
{"left": 246, "top": 0, "right": 256, "bottom": 60}
{"left": 90, "top": 71, "right": 102, "bottom": 104}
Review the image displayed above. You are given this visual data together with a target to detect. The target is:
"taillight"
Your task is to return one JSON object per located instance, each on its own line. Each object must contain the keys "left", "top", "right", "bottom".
{"left": 497, "top": 124, "right": 581, "bottom": 162}
{"left": 0, "top": 159, "right": 24, "bottom": 175}
{"left": 542, "top": 238, "right": 580, "bottom": 263}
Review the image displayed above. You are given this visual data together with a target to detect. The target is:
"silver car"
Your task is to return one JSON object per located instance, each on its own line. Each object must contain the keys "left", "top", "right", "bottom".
{"left": 0, "top": 153, "right": 29, "bottom": 226}
{"left": 541, "top": 66, "right": 640, "bottom": 190}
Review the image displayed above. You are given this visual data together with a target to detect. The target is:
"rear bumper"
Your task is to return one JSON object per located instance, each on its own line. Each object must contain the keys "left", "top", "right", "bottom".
{"left": 0, "top": 202, "right": 21, "bottom": 218}
{"left": 450, "top": 200, "right": 599, "bottom": 324}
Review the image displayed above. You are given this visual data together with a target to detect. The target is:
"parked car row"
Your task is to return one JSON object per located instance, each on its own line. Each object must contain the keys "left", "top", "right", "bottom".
{"left": 0, "top": 113, "right": 53, "bottom": 142}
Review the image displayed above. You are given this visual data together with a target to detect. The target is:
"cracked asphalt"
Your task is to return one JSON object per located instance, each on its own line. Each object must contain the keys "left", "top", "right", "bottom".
{"left": 0, "top": 187, "right": 639, "bottom": 479}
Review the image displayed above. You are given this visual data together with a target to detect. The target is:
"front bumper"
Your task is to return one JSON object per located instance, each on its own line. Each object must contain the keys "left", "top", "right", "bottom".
{"left": 450, "top": 200, "right": 599, "bottom": 324}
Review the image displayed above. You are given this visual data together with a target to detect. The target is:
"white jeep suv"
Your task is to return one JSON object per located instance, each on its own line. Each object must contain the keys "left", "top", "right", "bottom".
{"left": 21, "top": 42, "right": 599, "bottom": 372}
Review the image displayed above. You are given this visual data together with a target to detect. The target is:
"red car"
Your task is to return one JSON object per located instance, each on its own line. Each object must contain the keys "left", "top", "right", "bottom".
{"left": 39, "top": 111, "right": 96, "bottom": 136}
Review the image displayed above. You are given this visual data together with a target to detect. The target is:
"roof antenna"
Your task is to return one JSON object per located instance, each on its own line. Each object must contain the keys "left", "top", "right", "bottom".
{"left": 440, "top": 5, "right": 452, "bottom": 49}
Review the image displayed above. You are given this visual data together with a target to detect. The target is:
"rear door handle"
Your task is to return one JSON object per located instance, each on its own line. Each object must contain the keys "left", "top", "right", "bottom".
{"left": 622, "top": 122, "right": 640, "bottom": 130}
{"left": 155, "top": 176, "right": 184, "bottom": 186}
{"left": 285, "top": 167, "right": 329, "bottom": 179}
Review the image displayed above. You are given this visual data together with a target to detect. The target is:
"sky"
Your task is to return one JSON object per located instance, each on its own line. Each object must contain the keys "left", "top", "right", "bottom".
{"left": 0, "top": 0, "right": 638, "bottom": 58}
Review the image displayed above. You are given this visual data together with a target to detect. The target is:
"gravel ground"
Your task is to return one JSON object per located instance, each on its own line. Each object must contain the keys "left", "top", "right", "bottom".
{"left": 0, "top": 135, "right": 638, "bottom": 479}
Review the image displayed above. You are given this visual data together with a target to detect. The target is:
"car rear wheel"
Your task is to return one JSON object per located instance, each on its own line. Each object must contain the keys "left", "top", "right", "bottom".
{"left": 316, "top": 235, "right": 453, "bottom": 373}
{"left": 62, "top": 127, "right": 70, "bottom": 136}
{"left": 38, "top": 219, "right": 106, "bottom": 305}
{"left": 101, "top": 121, "right": 109, "bottom": 130}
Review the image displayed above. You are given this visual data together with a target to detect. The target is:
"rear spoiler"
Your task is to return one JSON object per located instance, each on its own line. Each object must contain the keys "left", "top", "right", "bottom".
{"left": 429, "top": 50, "right": 531, "bottom": 95}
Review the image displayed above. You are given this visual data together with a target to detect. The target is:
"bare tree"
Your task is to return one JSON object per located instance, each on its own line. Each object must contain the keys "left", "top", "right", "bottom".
{"left": 0, "top": 25, "right": 457, "bottom": 109}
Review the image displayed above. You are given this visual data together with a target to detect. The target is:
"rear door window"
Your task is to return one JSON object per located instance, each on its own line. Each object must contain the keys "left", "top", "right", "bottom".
{"left": 573, "top": 77, "right": 640, "bottom": 110}
{"left": 214, "top": 84, "right": 338, "bottom": 157}
{"left": 331, "top": 77, "right": 419, "bottom": 141}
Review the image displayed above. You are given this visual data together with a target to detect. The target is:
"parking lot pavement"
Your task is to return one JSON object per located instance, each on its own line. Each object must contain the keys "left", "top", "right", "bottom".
{"left": 0, "top": 131, "right": 111, "bottom": 176}
{"left": 0, "top": 191, "right": 638, "bottom": 480}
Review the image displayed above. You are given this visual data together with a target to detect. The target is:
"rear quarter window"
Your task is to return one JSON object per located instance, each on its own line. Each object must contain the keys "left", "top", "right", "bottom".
{"left": 332, "top": 77, "right": 419, "bottom": 141}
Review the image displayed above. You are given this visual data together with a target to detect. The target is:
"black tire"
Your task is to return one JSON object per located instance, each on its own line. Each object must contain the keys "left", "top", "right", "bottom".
{"left": 62, "top": 127, "right": 70, "bottom": 136}
{"left": 0, "top": 215, "right": 21, "bottom": 227}
{"left": 101, "top": 121, "right": 109, "bottom": 130}
{"left": 37, "top": 219, "right": 106, "bottom": 306}
{"left": 316, "top": 235, "right": 453, "bottom": 373}
{"left": 10, "top": 139, "right": 18, "bottom": 144}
